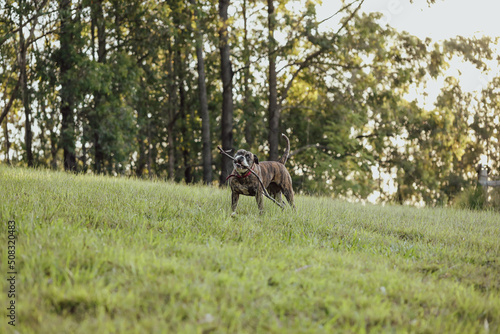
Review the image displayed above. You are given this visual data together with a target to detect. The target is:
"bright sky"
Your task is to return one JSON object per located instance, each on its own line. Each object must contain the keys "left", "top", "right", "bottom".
{"left": 318, "top": 0, "right": 500, "bottom": 40}
{"left": 357, "top": 0, "right": 500, "bottom": 40}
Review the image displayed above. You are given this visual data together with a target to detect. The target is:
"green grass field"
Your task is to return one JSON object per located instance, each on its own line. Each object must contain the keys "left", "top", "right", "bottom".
{"left": 1, "top": 165, "right": 499, "bottom": 333}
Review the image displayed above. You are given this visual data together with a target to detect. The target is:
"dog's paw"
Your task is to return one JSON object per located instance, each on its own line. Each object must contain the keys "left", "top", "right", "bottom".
{"left": 231, "top": 212, "right": 237, "bottom": 218}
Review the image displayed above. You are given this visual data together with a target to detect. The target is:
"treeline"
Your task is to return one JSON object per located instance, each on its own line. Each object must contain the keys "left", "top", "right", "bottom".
{"left": 1, "top": 0, "right": 499, "bottom": 205}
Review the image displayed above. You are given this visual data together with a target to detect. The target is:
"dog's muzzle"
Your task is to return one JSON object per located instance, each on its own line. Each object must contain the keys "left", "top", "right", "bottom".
{"left": 234, "top": 155, "right": 249, "bottom": 169}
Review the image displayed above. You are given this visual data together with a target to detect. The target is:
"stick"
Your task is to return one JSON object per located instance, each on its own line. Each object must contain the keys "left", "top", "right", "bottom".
{"left": 217, "top": 146, "right": 285, "bottom": 209}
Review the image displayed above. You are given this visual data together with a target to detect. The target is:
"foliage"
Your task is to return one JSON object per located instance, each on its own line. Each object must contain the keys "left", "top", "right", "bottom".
{"left": 453, "top": 186, "right": 487, "bottom": 210}
{"left": 0, "top": 0, "right": 499, "bottom": 206}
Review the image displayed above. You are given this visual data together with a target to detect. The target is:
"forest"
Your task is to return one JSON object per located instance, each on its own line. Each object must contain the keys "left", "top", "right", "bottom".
{"left": 1, "top": 0, "right": 499, "bottom": 205}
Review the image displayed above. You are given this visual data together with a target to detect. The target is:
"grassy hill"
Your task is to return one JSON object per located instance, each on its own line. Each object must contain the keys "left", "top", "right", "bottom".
{"left": 1, "top": 166, "right": 499, "bottom": 333}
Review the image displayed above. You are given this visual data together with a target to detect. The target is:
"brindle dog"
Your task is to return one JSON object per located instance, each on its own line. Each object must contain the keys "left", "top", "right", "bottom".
{"left": 227, "top": 134, "right": 295, "bottom": 214}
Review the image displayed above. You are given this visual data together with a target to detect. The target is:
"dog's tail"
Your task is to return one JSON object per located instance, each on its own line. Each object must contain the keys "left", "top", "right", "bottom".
{"left": 278, "top": 133, "right": 290, "bottom": 165}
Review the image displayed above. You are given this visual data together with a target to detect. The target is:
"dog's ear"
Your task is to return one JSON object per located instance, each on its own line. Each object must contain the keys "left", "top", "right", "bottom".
{"left": 254, "top": 155, "right": 259, "bottom": 164}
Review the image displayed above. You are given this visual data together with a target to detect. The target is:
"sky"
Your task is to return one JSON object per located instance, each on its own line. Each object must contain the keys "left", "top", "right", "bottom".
{"left": 356, "top": 0, "right": 500, "bottom": 40}
{"left": 318, "top": 0, "right": 500, "bottom": 41}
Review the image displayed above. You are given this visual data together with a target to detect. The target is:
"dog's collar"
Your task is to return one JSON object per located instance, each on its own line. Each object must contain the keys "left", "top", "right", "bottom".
{"left": 226, "top": 164, "right": 255, "bottom": 181}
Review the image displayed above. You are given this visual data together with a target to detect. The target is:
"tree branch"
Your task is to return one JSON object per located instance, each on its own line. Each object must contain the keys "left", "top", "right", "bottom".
{"left": 355, "top": 132, "right": 394, "bottom": 140}
{"left": 333, "top": 0, "right": 365, "bottom": 36}
{"left": 316, "top": 0, "right": 361, "bottom": 26}
{"left": 0, "top": 76, "right": 21, "bottom": 126}
{"left": 290, "top": 143, "right": 327, "bottom": 156}
{"left": 290, "top": 143, "right": 356, "bottom": 160}
{"left": 0, "top": 0, "right": 50, "bottom": 47}
{"left": 279, "top": 0, "right": 365, "bottom": 106}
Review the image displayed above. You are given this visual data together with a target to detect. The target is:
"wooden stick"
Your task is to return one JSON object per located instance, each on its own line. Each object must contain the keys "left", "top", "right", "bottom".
{"left": 217, "top": 146, "right": 285, "bottom": 208}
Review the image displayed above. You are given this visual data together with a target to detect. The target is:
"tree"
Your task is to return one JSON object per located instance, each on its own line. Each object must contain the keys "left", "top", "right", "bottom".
{"left": 1, "top": 0, "right": 499, "bottom": 208}
{"left": 218, "top": 0, "right": 234, "bottom": 185}
{"left": 191, "top": 0, "right": 212, "bottom": 184}
{"left": 90, "top": 0, "right": 107, "bottom": 173}
{"left": 264, "top": 0, "right": 367, "bottom": 161}
{"left": 57, "top": 0, "right": 77, "bottom": 171}
{"left": 267, "top": 0, "right": 279, "bottom": 161}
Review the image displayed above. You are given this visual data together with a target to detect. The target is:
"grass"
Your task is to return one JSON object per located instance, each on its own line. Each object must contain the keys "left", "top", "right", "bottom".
{"left": 1, "top": 165, "right": 499, "bottom": 333}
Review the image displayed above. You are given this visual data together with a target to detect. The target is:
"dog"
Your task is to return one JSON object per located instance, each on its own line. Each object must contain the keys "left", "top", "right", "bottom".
{"left": 227, "top": 133, "right": 295, "bottom": 214}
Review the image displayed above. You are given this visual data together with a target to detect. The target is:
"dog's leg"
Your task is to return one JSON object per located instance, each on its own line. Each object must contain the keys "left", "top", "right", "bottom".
{"left": 283, "top": 188, "right": 295, "bottom": 210}
{"left": 273, "top": 191, "right": 282, "bottom": 202}
{"left": 256, "top": 191, "right": 264, "bottom": 214}
{"left": 273, "top": 191, "right": 287, "bottom": 208}
{"left": 231, "top": 192, "right": 240, "bottom": 215}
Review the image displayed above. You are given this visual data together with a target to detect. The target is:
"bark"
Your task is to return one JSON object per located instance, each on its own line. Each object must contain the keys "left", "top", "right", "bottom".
{"left": 267, "top": 0, "right": 279, "bottom": 161}
{"left": 92, "top": 0, "right": 106, "bottom": 173}
{"left": 219, "top": 0, "right": 234, "bottom": 185}
{"left": 242, "top": 0, "right": 253, "bottom": 147}
{"left": 136, "top": 135, "right": 146, "bottom": 177}
{"left": 135, "top": 88, "right": 147, "bottom": 178}
{"left": 19, "top": 2, "right": 33, "bottom": 167}
{"left": 176, "top": 49, "right": 193, "bottom": 184}
{"left": 38, "top": 101, "right": 47, "bottom": 164}
{"left": 135, "top": 63, "right": 150, "bottom": 177}
{"left": 147, "top": 120, "right": 152, "bottom": 177}
{"left": 48, "top": 104, "right": 58, "bottom": 170}
{"left": 167, "top": 42, "right": 176, "bottom": 180}
{"left": 58, "top": 0, "right": 77, "bottom": 171}
{"left": 167, "top": 119, "right": 175, "bottom": 180}
{"left": 81, "top": 137, "right": 87, "bottom": 172}
{"left": 2, "top": 119, "right": 10, "bottom": 165}
{"left": 191, "top": 0, "right": 212, "bottom": 184}
{"left": 0, "top": 77, "right": 20, "bottom": 126}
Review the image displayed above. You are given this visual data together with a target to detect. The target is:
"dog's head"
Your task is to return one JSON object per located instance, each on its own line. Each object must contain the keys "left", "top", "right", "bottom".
{"left": 233, "top": 149, "right": 259, "bottom": 172}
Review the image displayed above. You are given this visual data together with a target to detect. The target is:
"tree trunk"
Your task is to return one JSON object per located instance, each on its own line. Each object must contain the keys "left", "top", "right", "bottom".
{"left": 167, "top": 120, "right": 175, "bottom": 180}
{"left": 19, "top": 1, "right": 33, "bottom": 167}
{"left": 219, "top": 0, "right": 234, "bottom": 185}
{"left": 50, "top": 130, "right": 58, "bottom": 170}
{"left": 267, "top": 0, "right": 279, "bottom": 161}
{"left": 2, "top": 119, "right": 10, "bottom": 165}
{"left": 81, "top": 138, "right": 87, "bottom": 172}
{"left": 243, "top": 0, "right": 253, "bottom": 148}
{"left": 135, "top": 96, "right": 147, "bottom": 178}
{"left": 135, "top": 70, "right": 149, "bottom": 177}
{"left": 147, "top": 119, "right": 152, "bottom": 177}
{"left": 136, "top": 135, "right": 146, "bottom": 177}
{"left": 176, "top": 48, "right": 193, "bottom": 184}
{"left": 166, "top": 41, "right": 176, "bottom": 180}
{"left": 191, "top": 0, "right": 212, "bottom": 184}
{"left": 58, "top": 0, "right": 77, "bottom": 171}
{"left": 92, "top": 0, "right": 106, "bottom": 173}
{"left": 48, "top": 104, "right": 58, "bottom": 170}
{"left": 0, "top": 78, "right": 20, "bottom": 126}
